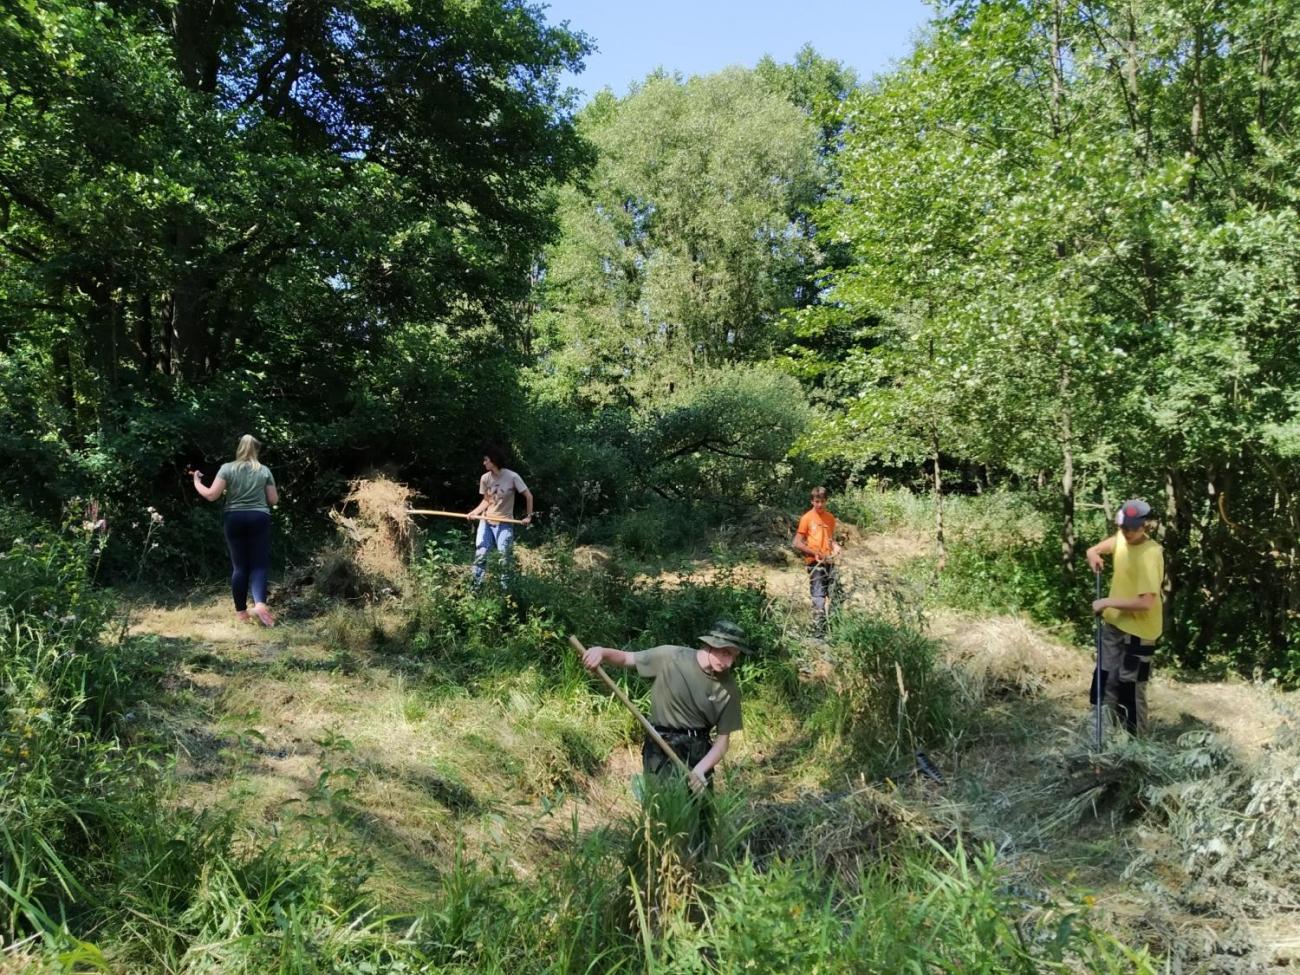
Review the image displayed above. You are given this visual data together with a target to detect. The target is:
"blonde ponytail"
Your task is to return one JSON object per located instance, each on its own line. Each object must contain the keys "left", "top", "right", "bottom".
{"left": 234, "top": 434, "right": 262, "bottom": 471}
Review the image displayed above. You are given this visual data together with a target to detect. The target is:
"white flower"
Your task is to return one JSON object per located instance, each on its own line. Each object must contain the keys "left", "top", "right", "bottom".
{"left": 60, "top": 614, "right": 76, "bottom": 624}
{"left": 150, "top": 512, "right": 164, "bottom": 525}
{"left": 150, "top": 542, "right": 159, "bottom": 549}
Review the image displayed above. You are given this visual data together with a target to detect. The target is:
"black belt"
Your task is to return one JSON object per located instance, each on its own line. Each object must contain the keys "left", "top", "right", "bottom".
{"left": 652, "top": 725, "right": 709, "bottom": 739}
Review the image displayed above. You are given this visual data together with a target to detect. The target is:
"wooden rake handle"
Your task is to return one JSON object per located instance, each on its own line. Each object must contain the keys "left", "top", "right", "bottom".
{"left": 406, "top": 509, "right": 528, "bottom": 526}
{"left": 567, "top": 635, "right": 693, "bottom": 779}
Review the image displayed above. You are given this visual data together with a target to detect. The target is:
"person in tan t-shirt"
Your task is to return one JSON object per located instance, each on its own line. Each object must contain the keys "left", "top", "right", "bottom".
{"left": 793, "top": 486, "right": 841, "bottom": 634}
{"left": 466, "top": 445, "right": 533, "bottom": 589}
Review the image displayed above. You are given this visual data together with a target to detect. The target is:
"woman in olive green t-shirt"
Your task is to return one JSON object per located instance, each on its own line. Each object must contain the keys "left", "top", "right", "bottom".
{"left": 192, "top": 435, "right": 279, "bottom": 625}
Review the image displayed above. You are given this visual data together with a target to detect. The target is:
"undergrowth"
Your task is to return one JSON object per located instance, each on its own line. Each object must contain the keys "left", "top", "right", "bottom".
{"left": 0, "top": 519, "right": 1159, "bottom": 973}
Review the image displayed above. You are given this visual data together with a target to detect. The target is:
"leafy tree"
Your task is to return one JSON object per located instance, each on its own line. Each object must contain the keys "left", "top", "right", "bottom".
{"left": 535, "top": 67, "right": 820, "bottom": 401}
{"left": 0, "top": 0, "right": 590, "bottom": 547}
{"left": 811, "top": 0, "right": 1300, "bottom": 677}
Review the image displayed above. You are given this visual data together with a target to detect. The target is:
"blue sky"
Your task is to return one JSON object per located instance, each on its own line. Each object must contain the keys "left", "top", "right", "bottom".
{"left": 543, "top": 0, "right": 934, "bottom": 102}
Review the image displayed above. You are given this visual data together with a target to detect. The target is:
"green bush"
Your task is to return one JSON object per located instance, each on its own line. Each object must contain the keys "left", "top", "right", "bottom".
{"left": 402, "top": 540, "right": 779, "bottom": 688}
{"left": 0, "top": 523, "right": 162, "bottom": 938}
{"left": 413, "top": 811, "right": 1156, "bottom": 975}
{"left": 798, "top": 615, "right": 967, "bottom": 779}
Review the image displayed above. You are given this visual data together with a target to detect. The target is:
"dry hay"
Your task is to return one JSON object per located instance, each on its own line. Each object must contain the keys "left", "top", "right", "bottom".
{"left": 1045, "top": 719, "right": 1300, "bottom": 972}
{"left": 0, "top": 947, "right": 55, "bottom": 974}
{"left": 327, "top": 475, "right": 418, "bottom": 592}
{"left": 746, "top": 782, "right": 962, "bottom": 887}
{"left": 933, "top": 613, "right": 1080, "bottom": 701}
{"left": 571, "top": 544, "right": 614, "bottom": 572}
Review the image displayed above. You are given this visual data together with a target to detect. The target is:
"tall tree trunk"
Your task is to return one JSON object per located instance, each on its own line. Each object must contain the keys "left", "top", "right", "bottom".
{"left": 88, "top": 273, "right": 119, "bottom": 394}
{"left": 1163, "top": 467, "right": 1180, "bottom": 637}
{"left": 172, "top": 0, "right": 222, "bottom": 94}
{"left": 135, "top": 291, "right": 152, "bottom": 372}
{"left": 159, "top": 293, "right": 174, "bottom": 375}
{"left": 932, "top": 431, "right": 946, "bottom": 569}
{"left": 1059, "top": 368, "right": 1076, "bottom": 583}
{"left": 1256, "top": 35, "right": 1273, "bottom": 131}
{"left": 170, "top": 222, "right": 210, "bottom": 379}
{"left": 52, "top": 337, "right": 77, "bottom": 433}
{"left": 1188, "top": 21, "right": 1206, "bottom": 199}
{"left": 1049, "top": 0, "right": 1065, "bottom": 140}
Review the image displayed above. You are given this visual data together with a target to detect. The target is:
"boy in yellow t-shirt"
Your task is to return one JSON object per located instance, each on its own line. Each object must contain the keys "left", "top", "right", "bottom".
{"left": 1086, "top": 499, "right": 1164, "bottom": 735}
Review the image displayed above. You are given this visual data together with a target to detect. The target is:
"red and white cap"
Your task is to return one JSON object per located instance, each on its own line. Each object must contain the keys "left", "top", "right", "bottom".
{"left": 1116, "top": 499, "right": 1152, "bottom": 529}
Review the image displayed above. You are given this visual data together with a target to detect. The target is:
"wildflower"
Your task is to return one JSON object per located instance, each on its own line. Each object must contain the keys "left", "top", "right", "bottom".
{"left": 146, "top": 506, "right": 155, "bottom": 513}
{"left": 59, "top": 614, "right": 76, "bottom": 624}
{"left": 132, "top": 522, "right": 139, "bottom": 529}
{"left": 150, "top": 542, "right": 159, "bottom": 549}
{"left": 151, "top": 511, "right": 164, "bottom": 525}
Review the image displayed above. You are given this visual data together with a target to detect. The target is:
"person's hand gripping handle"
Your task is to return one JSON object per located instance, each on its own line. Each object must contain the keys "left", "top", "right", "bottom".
{"left": 568, "top": 635, "right": 702, "bottom": 788}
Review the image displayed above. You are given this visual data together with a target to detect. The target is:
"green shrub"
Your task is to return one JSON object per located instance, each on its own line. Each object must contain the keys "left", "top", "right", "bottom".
{"left": 403, "top": 541, "right": 779, "bottom": 690}
{"left": 799, "top": 614, "right": 967, "bottom": 779}
{"left": 933, "top": 536, "right": 1075, "bottom": 626}
{"left": 0, "top": 524, "right": 167, "bottom": 939}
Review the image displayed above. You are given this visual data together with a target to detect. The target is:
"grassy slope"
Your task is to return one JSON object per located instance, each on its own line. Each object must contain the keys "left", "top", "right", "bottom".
{"left": 130, "top": 523, "right": 1300, "bottom": 972}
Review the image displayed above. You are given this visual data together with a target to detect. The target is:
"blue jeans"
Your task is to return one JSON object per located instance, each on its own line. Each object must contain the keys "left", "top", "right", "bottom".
{"left": 223, "top": 510, "right": 271, "bottom": 611}
{"left": 472, "top": 521, "right": 515, "bottom": 587}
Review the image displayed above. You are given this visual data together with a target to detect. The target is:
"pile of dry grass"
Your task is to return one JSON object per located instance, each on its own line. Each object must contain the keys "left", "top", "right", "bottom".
{"left": 325, "top": 475, "right": 419, "bottom": 594}
{"left": 746, "top": 782, "right": 962, "bottom": 887}
{"left": 1040, "top": 720, "right": 1300, "bottom": 972}
{"left": 935, "top": 614, "right": 1080, "bottom": 701}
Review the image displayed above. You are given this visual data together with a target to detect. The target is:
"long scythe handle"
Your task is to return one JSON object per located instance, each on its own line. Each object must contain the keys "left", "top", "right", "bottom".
{"left": 407, "top": 509, "right": 528, "bottom": 525}
{"left": 567, "top": 635, "right": 693, "bottom": 779}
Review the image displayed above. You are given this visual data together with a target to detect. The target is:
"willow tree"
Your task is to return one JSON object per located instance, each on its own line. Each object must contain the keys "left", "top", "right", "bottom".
{"left": 535, "top": 67, "right": 821, "bottom": 403}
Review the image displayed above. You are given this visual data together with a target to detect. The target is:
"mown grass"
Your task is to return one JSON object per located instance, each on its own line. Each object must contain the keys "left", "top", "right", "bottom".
{"left": 835, "top": 484, "right": 1114, "bottom": 632}
{"left": 0, "top": 517, "right": 1160, "bottom": 973}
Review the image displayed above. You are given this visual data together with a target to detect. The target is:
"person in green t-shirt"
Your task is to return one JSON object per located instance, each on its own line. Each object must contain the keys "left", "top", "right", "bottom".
{"left": 1086, "top": 499, "right": 1164, "bottom": 735}
{"left": 582, "top": 621, "right": 747, "bottom": 793}
{"left": 192, "top": 434, "right": 280, "bottom": 626}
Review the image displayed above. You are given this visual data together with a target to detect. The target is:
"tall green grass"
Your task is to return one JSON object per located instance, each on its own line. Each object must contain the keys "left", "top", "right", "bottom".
{"left": 2, "top": 522, "right": 1157, "bottom": 972}
{"left": 410, "top": 788, "right": 1160, "bottom": 974}
{"left": 836, "top": 484, "right": 1110, "bottom": 630}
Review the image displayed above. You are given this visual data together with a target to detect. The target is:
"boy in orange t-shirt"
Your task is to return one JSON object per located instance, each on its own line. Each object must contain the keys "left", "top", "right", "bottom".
{"left": 793, "top": 487, "right": 842, "bottom": 634}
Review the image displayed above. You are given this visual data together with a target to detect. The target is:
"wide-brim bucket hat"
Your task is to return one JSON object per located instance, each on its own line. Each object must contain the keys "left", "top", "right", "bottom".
{"left": 699, "top": 620, "right": 751, "bottom": 655}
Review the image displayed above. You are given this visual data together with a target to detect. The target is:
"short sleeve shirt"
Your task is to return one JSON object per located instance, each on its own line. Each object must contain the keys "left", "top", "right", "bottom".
{"left": 217, "top": 462, "right": 275, "bottom": 513}
{"left": 796, "top": 508, "right": 836, "bottom": 564}
{"left": 1103, "top": 532, "right": 1164, "bottom": 642}
{"left": 633, "top": 645, "right": 742, "bottom": 734}
{"left": 479, "top": 468, "right": 529, "bottom": 520}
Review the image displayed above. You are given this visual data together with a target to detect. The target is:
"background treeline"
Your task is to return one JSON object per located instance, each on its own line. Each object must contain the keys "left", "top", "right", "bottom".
{"left": 3, "top": 0, "right": 1300, "bottom": 679}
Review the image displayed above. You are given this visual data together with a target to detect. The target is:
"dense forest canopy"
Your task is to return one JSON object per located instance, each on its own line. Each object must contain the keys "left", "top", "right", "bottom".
{"left": 3, "top": 0, "right": 1300, "bottom": 677}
